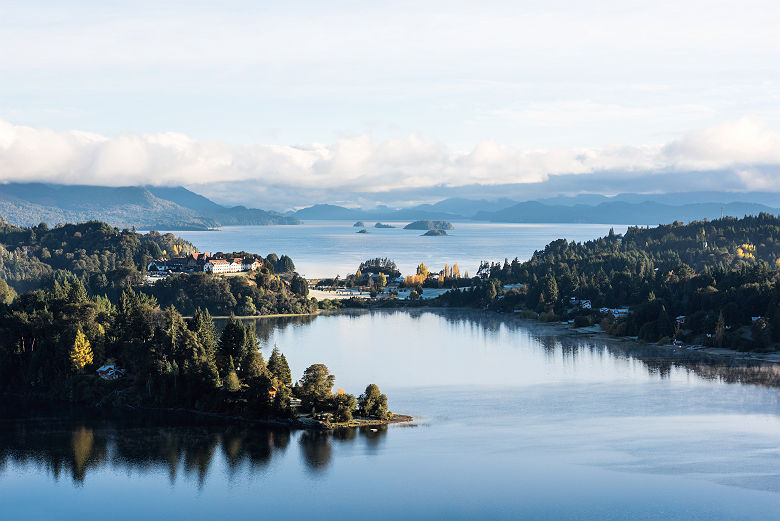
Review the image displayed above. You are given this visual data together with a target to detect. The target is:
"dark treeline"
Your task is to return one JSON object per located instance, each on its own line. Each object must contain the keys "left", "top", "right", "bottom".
{"left": 0, "top": 219, "right": 194, "bottom": 294}
{"left": 439, "top": 214, "right": 780, "bottom": 352}
{"left": 0, "top": 277, "right": 389, "bottom": 424}
{"left": 144, "top": 270, "right": 315, "bottom": 316}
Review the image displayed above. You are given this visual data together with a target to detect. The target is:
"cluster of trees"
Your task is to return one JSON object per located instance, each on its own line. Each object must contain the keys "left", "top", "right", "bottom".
{"left": 0, "top": 218, "right": 313, "bottom": 318}
{"left": 402, "top": 262, "right": 468, "bottom": 290}
{"left": 357, "top": 258, "right": 400, "bottom": 278}
{"left": 0, "top": 275, "right": 291, "bottom": 416}
{"left": 145, "top": 269, "right": 314, "bottom": 316}
{"left": 293, "top": 363, "right": 390, "bottom": 423}
{"left": 0, "top": 219, "right": 195, "bottom": 295}
{"left": 439, "top": 214, "right": 780, "bottom": 352}
{"left": 0, "top": 270, "right": 387, "bottom": 422}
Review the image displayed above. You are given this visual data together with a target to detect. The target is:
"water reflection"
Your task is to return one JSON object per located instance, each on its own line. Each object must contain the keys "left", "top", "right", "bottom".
{"left": 335, "top": 309, "right": 780, "bottom": 389}
{"left": 0, "top": 415, "right": 373, "bottom": 484}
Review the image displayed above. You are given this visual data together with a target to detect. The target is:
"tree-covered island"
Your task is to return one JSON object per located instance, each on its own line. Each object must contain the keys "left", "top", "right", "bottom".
{"left": 0, "top": 218, "right": 406, "bottom": 429}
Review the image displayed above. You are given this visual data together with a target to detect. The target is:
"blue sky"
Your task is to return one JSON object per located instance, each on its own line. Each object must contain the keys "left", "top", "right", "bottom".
{"left": 1, "top": 1, "right": 779, "bottom": 208}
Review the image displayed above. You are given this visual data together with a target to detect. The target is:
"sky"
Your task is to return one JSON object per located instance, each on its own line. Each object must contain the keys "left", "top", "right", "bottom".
{"left": 1, "top": 0, "right": 779, "bottom": 209}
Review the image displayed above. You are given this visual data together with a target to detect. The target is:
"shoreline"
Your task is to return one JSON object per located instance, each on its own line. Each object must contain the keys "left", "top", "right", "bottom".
{"left": 514, "top": 317, "right": 780, "bottom": 365}
{"left": 0, "top": 392, "right": 414, "bottom": 432}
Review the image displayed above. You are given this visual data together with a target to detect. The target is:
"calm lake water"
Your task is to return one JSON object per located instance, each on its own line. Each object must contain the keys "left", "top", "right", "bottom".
{"left": 161, "top": 221, "right": 629, "bottom": 278}
{"left": 3, "top": 310, "right": 780, "bottom": 520}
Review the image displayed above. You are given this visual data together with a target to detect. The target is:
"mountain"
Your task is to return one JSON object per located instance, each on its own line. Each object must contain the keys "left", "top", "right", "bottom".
{"left": 474, "top": 200, "right": 780, "bottom": 224}
{"left": 533, "top": 191, "right": 780, "bottom": 208}
{"left": 146, "top": 185, "right": 224, "bottom": 211}
{"left": 292, "top": 204, "right": 364, "bottom": 220}
{"left": 291, "top": 198, "right": 515, "bottom": 221}
{"left": 0, "top": 183, "right": 298, "bottom": 230}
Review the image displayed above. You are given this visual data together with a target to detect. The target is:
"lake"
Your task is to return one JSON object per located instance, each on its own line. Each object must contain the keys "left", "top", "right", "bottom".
{"left": 160, "top": 221, "right": 629, "bottom": 278}
{"left": 2, "top": 309, "right": 780, "bottom": 520}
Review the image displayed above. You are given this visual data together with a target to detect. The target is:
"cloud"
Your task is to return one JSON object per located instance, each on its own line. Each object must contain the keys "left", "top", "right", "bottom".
{"left": 0, "top": 118, "right": 778, "bottom": 208}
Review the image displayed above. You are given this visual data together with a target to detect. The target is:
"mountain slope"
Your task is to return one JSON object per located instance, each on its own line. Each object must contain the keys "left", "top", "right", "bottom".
{"left": 0, "top": 183, "right": 298, "bottom": 229}
{"left": 474, "top": 200, "right": 780, "bottom": 224}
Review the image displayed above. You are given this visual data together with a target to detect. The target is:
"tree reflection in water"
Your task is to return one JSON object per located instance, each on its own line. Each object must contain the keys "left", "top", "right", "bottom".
{"left": 0, "top": 416, "right": 378, "bottom": 485}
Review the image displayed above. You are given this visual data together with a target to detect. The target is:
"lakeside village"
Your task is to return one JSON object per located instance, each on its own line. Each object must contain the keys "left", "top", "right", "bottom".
{"left": 145, "top": 253, "right": 636, "bottom": 316}
{"left": 147, "top": 252, "right": 262, "bottom": 279}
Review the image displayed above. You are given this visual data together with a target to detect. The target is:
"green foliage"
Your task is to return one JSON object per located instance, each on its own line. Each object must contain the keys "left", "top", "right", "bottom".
{"left": 268, "top": 346, "right": 292, "bottom": 386}
{"left": 144, "top": 271, "right": 317, "bottom": 317}
{"left": 0, "top": 219, "right": 195, "bottom": 294}
{"left": 440, "top": 214, "right": 780, "bottom": 352}
{"left": 294, "top": 364, "right": 336, "bottom": 412}
{"left": 290, "top": 275, "right": 308, "bottom": 296}
{"left": 219, "top": 315, "right": 247, "bottom": 370}
{"left": 0, "top": 277, "right": 16, "bottom": 305}
{"left": 358, "top": 383, "right": 389, "bottom": 419}
{"left": 333, "top": 392, "right": 357, "bottom": 422}
{"left": 224, "top": 370, "right": 241, "bottom": 392}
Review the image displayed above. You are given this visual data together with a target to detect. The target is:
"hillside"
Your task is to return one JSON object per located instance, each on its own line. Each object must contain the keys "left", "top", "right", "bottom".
{"left": 474, "top": 200, "right": 780, "bottom": 225}
{"left": 0, "top": 183, "right": 299, "bottom": 230}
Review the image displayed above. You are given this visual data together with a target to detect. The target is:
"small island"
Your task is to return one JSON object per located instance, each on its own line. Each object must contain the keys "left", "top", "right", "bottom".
{"left": 422, "top": 229, "right": 447, "bottom": 236}
{"left": 404, "top": 220, "right": 454, "bottom": 231}
{"left": 353, "top": 221, "right": 366, "bottom": 227}
{"left": 357, "top": 228, "right": 369, "bottom": 234}
{"left": 375, "top": 222, "right": 395, "bottom": 228}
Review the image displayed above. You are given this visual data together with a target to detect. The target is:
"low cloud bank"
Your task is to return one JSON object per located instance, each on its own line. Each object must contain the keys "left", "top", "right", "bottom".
{"left": 1, "top": 117, "right": 778, "bottom": 208}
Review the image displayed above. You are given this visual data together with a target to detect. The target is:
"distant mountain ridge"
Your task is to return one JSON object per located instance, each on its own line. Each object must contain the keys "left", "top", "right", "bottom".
{"left": 0, "top": 183, "right": 298, "bottom": 230}
{"left": 291, "top": 191, "right": 780, "bottom": 224}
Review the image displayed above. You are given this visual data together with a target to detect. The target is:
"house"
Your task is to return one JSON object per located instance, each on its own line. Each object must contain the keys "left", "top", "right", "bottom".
{"left": 97, "top": 364, "right": 126, "bottom": 380}
{"left": 599, "top": 307, "right": 629, "bottom": 319}
{"left": 204, "top": 259, "right": 231, "bottom": 273}
{"left": 147, "top": 260, "right": 171, "bottom": 274}
{"left": 149, "top": 252, "right": 263, "bottom": 277}
{"left": 242, "top": 258, "right": 262, "bottom": 271}
{"left": 569, "top": 298, "right": 592, "bottom": 310}
{"left": 675, "top": 315, "right": 686, "bottom": 326}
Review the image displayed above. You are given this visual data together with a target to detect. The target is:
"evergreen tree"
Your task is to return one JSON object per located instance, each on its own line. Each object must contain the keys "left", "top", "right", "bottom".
{"left": 219, "top": 314, "right": 247, "bottom": 370}
{"left": 268, "top": 345, "right": 292, "bottom": 386}
{"left": 715, "top": 311, "right": 726, "bottom": 347}
{"left": 243, "top": 349, "right": 268, "bottom": 379}
{"left": 273, "top": 384, "right": 293, "bottom": 417}
{"left": 333, "top": 392, "right": 357, "bottom": 422}
{"left": 224, "top": 356, "right": 240, "bottom": 392}
{"left": 188, "top": 308, "right": 218, "bottom": 360}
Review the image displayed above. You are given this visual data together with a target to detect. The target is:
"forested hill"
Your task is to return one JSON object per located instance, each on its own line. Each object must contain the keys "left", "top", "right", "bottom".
{"left": 442, "top": 213, "right": 780, "bottom": 352}
{"left": 0, "top": 218, "right": 196, "bottom": 294}
{"left": 0, "top": 183, "right": 299, "bottom": 230}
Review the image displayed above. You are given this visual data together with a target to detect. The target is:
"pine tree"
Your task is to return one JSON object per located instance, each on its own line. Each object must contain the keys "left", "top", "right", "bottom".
{"left": 243, "top": 349, "right": 268, "bottom": 379}
{"left": 715, "top": 311, "right": 726, "bottom": 347}
{"left": 219, "top": 314, "right": 247, "bottom": 370}
{"left": 268, "top": 345, "right": 292, "bottom": 386}
{"left": 70, "top": 329, "right": 93, "bottom": 373}
{"left": 224, "top": 356, "right": 241, "bottom": 392}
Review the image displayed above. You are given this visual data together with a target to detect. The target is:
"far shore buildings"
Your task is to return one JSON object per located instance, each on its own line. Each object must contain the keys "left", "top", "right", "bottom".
{"left": 147, "top": 252, "right": 262, "bottom": 277}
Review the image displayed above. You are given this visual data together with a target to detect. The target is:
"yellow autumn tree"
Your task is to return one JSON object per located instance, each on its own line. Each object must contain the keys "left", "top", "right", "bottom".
{"left": 452, "top": 264, "right": 460, "bottom": 278}
{"left": 70, "top": 329, "right": 93, "bottom": 373}
{"left": 416, "top": 263, "right": 429, "bottom": 277}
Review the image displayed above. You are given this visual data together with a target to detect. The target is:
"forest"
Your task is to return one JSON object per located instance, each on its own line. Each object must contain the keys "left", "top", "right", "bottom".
{"left": 438, "top": 214, "right": 780, "bottom": 352}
